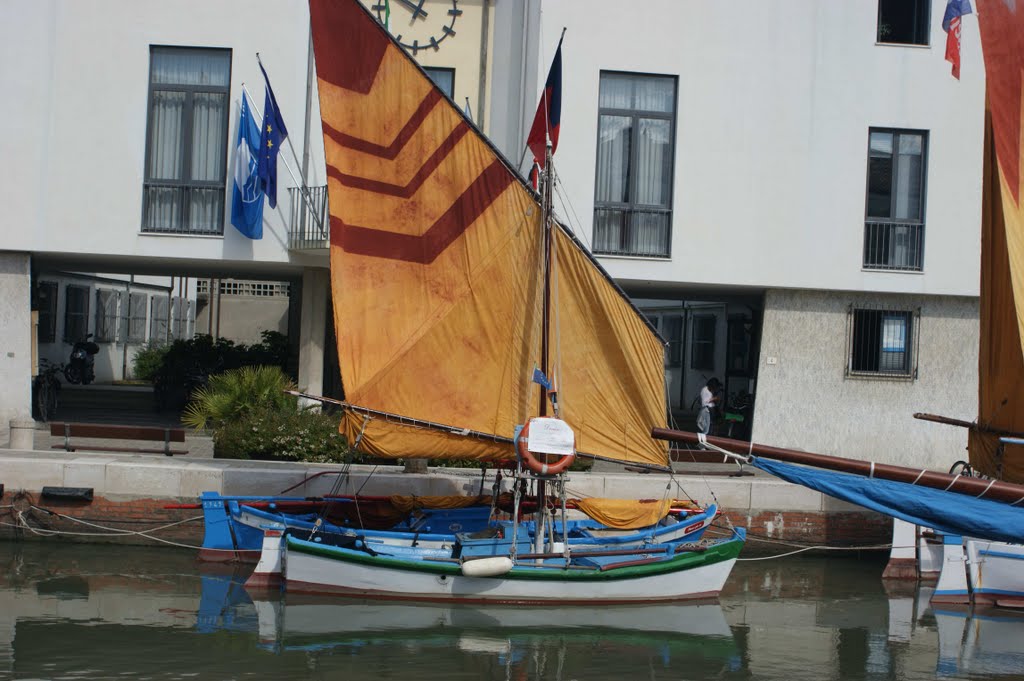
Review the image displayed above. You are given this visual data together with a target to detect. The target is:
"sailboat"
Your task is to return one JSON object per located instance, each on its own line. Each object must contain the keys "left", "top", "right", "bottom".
{"left": 244, "top": 0, "right": 746, "bottom": 603}
{"left": 653, "top": 0, "right": 1024, "bottom": 609}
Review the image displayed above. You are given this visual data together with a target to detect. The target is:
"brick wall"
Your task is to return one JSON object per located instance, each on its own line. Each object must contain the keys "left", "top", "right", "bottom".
{"left": 0, "top": 491, "right": 204, "bottom": 548}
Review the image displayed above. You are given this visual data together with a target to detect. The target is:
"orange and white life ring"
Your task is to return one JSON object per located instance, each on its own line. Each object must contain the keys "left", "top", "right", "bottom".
{"left": 517, "top": 418, "right": 575, "bottom": 475}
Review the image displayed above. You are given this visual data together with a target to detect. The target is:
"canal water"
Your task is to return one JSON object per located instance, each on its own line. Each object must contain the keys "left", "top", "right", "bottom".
{"left": 0, "top": 542, "right": 1021, "bottom": 680}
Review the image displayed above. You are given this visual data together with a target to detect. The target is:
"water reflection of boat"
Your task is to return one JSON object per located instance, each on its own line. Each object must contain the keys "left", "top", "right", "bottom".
{"left": 932, "top": 607, "right": 1024, "bottom": 679}
{"left": 195, "top": 569, "right": 738, "bottom": 657}
{"left": 885, "top": 580, "right": 1024, "bottom": 679}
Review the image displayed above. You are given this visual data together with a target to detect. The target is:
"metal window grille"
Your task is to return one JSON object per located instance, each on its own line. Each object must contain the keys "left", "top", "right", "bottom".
{"left": 846, "top": 304, "right": 920, "bottom": 379}
{"left": 203, "top": 280, "right": 291, "bottom": 297}
{"left": 94, "top": 289, "right": 120, "bottom": 342}
{"left": 690, "top": 314, "right": 716, "bottom": 370}
{"left": 288, "top": 185, "right": 330, "bottom": 250}
{"left": 64, "top": 285, "right": 90, "bottom": 343}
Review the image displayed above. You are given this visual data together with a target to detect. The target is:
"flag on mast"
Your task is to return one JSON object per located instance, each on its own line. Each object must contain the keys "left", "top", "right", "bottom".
{"left": 526, "top": 34, "right": 563, "bottom": 169}
{"left": 942, "top": 0, "right": 972, "bottom": 80}
{"left": 230, "top": 95, "right": 265, "bottom": 238}
{"left": 257, "top": 60, "right": 289, "bottom": 208}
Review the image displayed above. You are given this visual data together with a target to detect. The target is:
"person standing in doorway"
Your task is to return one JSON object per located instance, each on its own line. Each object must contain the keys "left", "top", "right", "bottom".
{"left": 697, "top": 377, "right": 722, "bottom": 436}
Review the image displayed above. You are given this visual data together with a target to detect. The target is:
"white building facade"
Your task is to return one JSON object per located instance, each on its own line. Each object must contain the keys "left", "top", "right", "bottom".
{"left": 511, "top": 0, "right": 985, "bottom": 468}
{"left": 1, "top": 0, "right": 984, "bottom": 470}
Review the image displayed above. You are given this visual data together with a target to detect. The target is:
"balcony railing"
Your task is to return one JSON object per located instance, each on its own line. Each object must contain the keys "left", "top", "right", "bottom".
{"left": 142, "top": 184, "right": 225, "bottom": 235}
{"left": 863, "top": 220, "right": 924, "bottom": 271}
{"left": 592, "top": 207, "right": 672, "bottom": 257}
{"left": 288, "top": 185, "right": 330, "bottom": 250}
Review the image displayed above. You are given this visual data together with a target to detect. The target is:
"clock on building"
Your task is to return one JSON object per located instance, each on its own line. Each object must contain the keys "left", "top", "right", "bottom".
{"left": 373, "top": 0, "right": 462, "bottom": 55}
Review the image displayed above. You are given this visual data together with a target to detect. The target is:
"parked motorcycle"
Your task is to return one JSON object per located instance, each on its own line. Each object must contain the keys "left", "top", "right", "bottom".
{"left": 64, "top": 334, "right": 100, "bottom": 385}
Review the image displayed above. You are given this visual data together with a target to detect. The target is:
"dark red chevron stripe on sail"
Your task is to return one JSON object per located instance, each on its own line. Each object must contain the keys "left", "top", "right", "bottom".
{"left": 323, "top": 90, "right": 444, "bottom": 160}
{"left": 327, "top": 122, "right": 470, "bottom": 198}
{"left": 308, "top": 0, "right": 389, "bottom": 94}
{"left": 330, "top": 160, "right": 513, "bottom": 264}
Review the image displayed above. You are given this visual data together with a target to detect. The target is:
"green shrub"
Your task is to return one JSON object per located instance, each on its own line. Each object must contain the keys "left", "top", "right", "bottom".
{"left": 132, "top": 341, "right": 168, "bottom": 382}
{"left": 155, "top": 332, "right": 292, "bottom": 411}
{"left": 214, "top": 407, "right": 359, "bottom": 463}
{"left": 182, "top": 365, "right": 297, "bottom": 431}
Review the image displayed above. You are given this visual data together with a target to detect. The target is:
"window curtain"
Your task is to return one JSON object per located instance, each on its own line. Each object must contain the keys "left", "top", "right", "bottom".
{"left": 594, "top": 74, "right": 673, "bottom": 256}
{"left": 144, "top": 48, "right": 230, "bottom": 234}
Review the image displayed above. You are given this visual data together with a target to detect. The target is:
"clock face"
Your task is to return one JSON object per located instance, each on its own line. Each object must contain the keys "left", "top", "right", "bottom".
{"left": 373, "top": 0, "right": 462, "bottom": 55}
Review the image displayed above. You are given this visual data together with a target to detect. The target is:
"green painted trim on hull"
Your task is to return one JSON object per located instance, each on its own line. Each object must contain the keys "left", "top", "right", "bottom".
{"left": 286, "top": 532, "right": 745, "bottom": 582}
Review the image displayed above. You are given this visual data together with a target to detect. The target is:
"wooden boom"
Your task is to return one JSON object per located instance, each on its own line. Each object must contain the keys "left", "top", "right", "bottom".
{"left": 651, "top": 427, "right": 1024, "bottom": 506}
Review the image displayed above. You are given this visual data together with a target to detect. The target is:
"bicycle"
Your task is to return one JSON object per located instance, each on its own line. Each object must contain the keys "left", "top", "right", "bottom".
{"left": 33, "top": 358, "right": 64, "bottom": 422}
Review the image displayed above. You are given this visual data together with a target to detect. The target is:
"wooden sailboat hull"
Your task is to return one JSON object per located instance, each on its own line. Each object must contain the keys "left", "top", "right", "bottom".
{"left": 279, "top": 530, "right": 745, "bottom": 605}
{"left": 966, "top": 539, "right": 1024, "bottom": 606}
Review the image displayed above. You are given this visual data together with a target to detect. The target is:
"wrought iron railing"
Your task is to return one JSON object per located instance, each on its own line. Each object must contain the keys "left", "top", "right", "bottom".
{"left": 592, "top": 207, "right": 672, "bottom": 257}
{"left": 863, "top": 220, "right": 924, "bottom": 271}
{"left": 141, "top": 184, "right": 225, "bottom": 235}
{"left": 288, "top": 185, "right": 330, "bottom": 250}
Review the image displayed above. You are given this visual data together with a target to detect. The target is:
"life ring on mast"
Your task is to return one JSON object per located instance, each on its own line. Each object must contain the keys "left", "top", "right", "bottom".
{"left": 517, "top": 418, "right": 575, "bottom": 475}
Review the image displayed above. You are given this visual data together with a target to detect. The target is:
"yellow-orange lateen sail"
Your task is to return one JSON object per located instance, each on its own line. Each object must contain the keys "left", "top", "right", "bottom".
{"left": 308, "top": 0, "right": 668, "bottom": 466}
{"left": 971, "top": 2, "right": 1024, "bottom": 483}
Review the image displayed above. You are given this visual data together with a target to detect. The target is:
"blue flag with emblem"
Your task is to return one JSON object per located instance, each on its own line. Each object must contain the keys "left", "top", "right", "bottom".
{"left": 257, "top": 61, "right": 288, "bottom": 209}
{"left": 230, "top": 95, "right": 264, "bottom": 239}
{"left": 532, "top": 366, "right": 552, "bottom": 390}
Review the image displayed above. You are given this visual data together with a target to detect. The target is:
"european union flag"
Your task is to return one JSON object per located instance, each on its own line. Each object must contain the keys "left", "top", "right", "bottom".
{"left": 230, "top": 96, "right": 264, "bottom": 239}
{"left": 257, "top": 61, "right": 288, "bottom": 208}
{"left": 532, "top": 366, "right": 552, "bottom": 390}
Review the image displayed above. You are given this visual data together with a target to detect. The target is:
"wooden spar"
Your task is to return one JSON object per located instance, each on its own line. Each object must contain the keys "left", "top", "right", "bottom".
{"left": 914, "top": 412, "right": 1024, "bottom": 439}
{"left": 651, "top": 427, "right": 1024, "bottom": 505}
{"left": 285, "top": 390, "right": 674, "bottom": 472}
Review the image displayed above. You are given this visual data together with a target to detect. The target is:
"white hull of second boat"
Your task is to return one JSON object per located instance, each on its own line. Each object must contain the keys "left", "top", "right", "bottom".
{"left": 926, "top": 531, "right": 1024, "bottom": 606}
{"left": 966, "top": 539, "right": 1024, "bottom": 606}
{"left": 281, "top": 533, "right": 744, "bottom": 605}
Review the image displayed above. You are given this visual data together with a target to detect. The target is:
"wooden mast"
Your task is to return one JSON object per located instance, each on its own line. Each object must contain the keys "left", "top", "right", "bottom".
{"left": 651, "top": 427, "right": 1024, "bottom": 505}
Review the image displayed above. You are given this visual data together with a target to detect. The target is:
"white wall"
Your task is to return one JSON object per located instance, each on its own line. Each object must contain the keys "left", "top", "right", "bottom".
{"left": 1, "top": 0, "right": 325, "bottom": 270}
{"left": 753, "top": 289, "right": 978, "bottom": 469}
{"left": 531, "top": 0, "right": 985, "bottom": 297}
{"left": 0, "top": 254, "right": 33, "bottom": 426}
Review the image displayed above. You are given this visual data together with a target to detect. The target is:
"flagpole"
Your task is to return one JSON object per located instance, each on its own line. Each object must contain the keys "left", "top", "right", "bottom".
{"left": 242, "top": 84, "right": 327, "bottom": 239}
{"left": 256, "top": 55, "right": 324, "bottom": 228}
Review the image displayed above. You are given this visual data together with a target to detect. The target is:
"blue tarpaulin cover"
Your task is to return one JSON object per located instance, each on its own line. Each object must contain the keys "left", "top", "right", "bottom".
{"left": 751, "top": 457, "right": 1024, "bottom": 544}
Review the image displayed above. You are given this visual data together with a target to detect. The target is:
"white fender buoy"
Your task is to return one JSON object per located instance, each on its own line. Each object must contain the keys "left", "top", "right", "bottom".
{"left": 461, "top": 556, "right": 514, "bottom": 577}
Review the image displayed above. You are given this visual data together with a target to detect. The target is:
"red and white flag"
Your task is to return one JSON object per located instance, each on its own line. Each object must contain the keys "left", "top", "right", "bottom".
{"left": 943, "top": 0, "right": 973, "bottom": 79}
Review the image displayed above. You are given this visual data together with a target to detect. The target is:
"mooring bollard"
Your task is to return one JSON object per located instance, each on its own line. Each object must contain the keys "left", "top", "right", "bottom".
{"left": 8, "top": 419, "right": 35, "bottom": 450}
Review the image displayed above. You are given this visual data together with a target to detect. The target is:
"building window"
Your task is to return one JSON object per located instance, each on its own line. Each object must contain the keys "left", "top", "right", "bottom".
{"left": 877, "top": 0, "right": 930, "bottom": 46}
{"left": 151, "top": 296, "right": 170, "bottom": 343}
{"left": 95, "top": 290, "right": 120, "bottom": 342}
{"left": 847, "top": 306, "right": 919, "bottom": 378}
{"left": 864, "top": 129, "right": 927, "bottom": 271}
{"left": 127, "top": 293, "right": 149, "bottom": 343}
{"left": 142, "top": 46, "right": 231, "bottom": 235}
{"left": 424, "top": 67, "right": 454, "bottom": 98}
{"left": 727, "top": 316, "right": 752, "bottom": 374}
{"left": 593, "top": 72, "right": 676, "bottom": 258}
{"left": 64, "top": 285, "right": 90, "bottom": 343}
{"left": 664, "top": 315, "right": 683, "bottom": 368}
{"left": 690, "top": 314, "right": 716, "bottom": 370}
{"left": 36, "top": 281, "right": 58, "bottom": 343}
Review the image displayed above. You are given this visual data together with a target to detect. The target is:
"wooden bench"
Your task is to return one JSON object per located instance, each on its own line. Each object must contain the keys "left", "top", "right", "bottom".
{"left": 50, "top": 422, "right": 188, "bottom": 456}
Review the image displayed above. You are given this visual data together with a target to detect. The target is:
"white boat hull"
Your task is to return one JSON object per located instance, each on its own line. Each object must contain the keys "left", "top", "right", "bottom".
{"left": 280, "top": 532, "right": 744, "bottom": 605}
